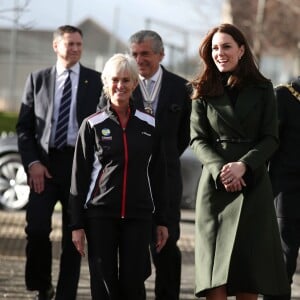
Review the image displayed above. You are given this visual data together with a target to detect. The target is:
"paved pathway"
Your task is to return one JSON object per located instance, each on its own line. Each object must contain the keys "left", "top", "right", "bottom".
{"left": 1, "top": 209, "right": 300, "bottom": 300}
{"left": 0, "top": 210, "right": 196, "bottom": 300}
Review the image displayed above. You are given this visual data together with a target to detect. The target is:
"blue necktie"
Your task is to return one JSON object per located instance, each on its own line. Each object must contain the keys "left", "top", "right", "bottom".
{"left": 54, "top": 70, "right": 72, "bottom": 149}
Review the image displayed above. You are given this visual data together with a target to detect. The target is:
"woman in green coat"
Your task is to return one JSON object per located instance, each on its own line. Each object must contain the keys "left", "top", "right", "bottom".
{"left": 190, "top": 23, "right": 289, "bottom": 300}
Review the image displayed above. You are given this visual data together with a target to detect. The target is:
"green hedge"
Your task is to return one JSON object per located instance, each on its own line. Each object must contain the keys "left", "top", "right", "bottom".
{"left": 0, "top": 111, "right": 18, "bottom": 133}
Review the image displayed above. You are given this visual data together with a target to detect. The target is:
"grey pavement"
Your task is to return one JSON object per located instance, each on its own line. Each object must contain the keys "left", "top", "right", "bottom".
{"left": 0, "top": 209, "right": 300, "bottom": 300}
{"left": 0, "top": 209, "right": 196, "bottom": 300}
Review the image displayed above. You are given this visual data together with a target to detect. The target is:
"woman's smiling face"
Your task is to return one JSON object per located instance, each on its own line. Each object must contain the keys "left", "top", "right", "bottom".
{"left": 108, "top": 70, "right": 136, "bottom": 105}
{"left": 211, "top": 32, "right": 245, "bottom": 73}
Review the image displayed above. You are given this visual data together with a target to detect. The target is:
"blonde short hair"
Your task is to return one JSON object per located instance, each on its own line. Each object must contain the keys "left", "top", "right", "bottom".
{"left": 101, "top": 53, "right": 139, "bottom": 98}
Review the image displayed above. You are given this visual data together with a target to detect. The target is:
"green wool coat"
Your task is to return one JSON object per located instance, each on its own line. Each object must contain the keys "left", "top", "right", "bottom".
{"left": 190, "top": 81, "right": 290, "bottom": 297}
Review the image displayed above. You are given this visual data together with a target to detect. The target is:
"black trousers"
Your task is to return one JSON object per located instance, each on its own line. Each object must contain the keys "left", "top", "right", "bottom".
{"left": 85, "top": 217, "right": 152, "bottom": 300}
{"left": 264, "top": 217, "right": 298, "bottom": 300}
{"left": 149, "top": 222, "right": 181, "bottom": 300}
{"left": 25, "top": 148, "right": 81, "bottom": 300}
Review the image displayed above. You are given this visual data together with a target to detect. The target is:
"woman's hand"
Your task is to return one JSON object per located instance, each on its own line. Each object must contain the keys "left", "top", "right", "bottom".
{"left": 220, "top": 162, "right": 247, "bottom": 192}
{"left": 72, "top": 229, "right": 86, "bottom": 257}
{"left": 156, "top": 225, "right": 169, "bottom": 253}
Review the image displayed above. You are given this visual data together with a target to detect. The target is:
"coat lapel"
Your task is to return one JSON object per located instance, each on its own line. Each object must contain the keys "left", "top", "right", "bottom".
{"left": 208, "top": 94, "right": 245, "bottom": 136}
{"left": 234, "top": 85, "right": 260, "bottom": 122}
{"left": 208, "top": 85, "right": 260, "bottom": 137}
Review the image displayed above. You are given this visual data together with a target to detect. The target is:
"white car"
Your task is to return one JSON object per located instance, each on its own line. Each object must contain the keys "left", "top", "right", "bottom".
{"left": 0, "top": 133, "right": 29, "bottom": 210}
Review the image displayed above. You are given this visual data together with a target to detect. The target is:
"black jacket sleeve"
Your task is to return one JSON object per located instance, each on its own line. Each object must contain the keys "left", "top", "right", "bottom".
{"left": 149, "top": 125, "right": 169, "bottom": 226}
{"left": 68, "top": 118, "right": 95, "bottom": 230}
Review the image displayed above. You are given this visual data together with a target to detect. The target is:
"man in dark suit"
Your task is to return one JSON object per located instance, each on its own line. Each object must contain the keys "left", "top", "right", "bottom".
{"left": 16, "top": 25, "right": 102, "bottom": 300}
{"left": 264, "top": 78, "right": 300, "bottom": 300}
{"left": 129, "top": 30, "right": 191, "bottom": 300}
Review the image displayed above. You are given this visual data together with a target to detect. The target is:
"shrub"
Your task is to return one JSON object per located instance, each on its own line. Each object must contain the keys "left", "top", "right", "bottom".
{"left": 0, "top": 111, "right": 18, "bottom": 134}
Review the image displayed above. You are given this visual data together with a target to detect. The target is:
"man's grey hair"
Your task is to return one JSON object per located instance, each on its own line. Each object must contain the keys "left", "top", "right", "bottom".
{"left": 129, "top": 30, "right": 164, "bottom": 54}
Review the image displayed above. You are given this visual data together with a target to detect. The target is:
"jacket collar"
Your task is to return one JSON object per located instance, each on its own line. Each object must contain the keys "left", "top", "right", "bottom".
{"left": 103, "top": 98, "right": 136, "bottom": 118}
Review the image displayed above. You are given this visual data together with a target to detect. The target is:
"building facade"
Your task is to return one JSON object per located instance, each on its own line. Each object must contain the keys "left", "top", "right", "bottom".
{"left": 0, "top": 18, "right": 127, "bottom": 111}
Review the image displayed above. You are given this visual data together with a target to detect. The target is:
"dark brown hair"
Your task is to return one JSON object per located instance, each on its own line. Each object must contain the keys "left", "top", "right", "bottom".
{"left": 53, "top": 25, "right": 83, "bottom": 41}
{"left": 190, "top": 23, "right": 268, "bottom": 99}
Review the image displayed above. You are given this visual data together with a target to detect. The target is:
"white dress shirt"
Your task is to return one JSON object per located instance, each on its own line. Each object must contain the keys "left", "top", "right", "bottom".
{"left": 50, "top": 62, "right": 80, "bottom": 147}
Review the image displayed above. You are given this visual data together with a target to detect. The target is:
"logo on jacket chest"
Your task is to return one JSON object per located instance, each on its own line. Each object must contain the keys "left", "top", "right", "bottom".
{"left": 101, "top": 128, "right": 112, "bottom": 141}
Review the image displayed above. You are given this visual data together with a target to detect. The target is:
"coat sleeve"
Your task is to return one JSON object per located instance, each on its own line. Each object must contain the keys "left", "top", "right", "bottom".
{"left": 190, "top": 98, "right": 226, "bottom": 183}
{"left": 68, "top": 118, "right": 95, "bottom": 230}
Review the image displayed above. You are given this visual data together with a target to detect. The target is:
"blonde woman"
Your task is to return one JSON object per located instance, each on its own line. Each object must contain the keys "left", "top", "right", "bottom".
{"left": 69, "top": 53, "right": 168, "bottom": 299}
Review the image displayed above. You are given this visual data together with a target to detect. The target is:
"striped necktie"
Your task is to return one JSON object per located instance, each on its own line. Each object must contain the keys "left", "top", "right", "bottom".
{"left": 54, "top": 69, "right": 72, "bottom": 149}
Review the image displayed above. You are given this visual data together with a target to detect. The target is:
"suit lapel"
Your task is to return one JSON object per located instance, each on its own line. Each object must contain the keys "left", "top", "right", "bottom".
{"left": 132, "top": 87, "right": 145, "bottom": 111}
{"left": 77, "top": 65, "right": 85, "bottom": 108}
{"left": 155, "top": 69, "right": 171, "bottom": 118}
{"left": 41, "top": 67, "right": 56, "bottom": 150}
{"left": 76, "top": 65, "right": 91, "bottom": 122}
{"left": 45, "top": 67, "right": 56, "bottom": 124}
{"left": 46, "top": 67, "right": 56, "bottom": 105}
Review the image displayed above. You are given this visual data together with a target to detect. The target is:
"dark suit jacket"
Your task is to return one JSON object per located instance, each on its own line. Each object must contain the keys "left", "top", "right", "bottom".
{"left": 269, "top": 77, "right": 300, "bottom": 217}
{"left": 133, "top": 66, "right": 191, "bottom": 227}
{"left": 16, "top": 64, "right": 102, "bottom": 171}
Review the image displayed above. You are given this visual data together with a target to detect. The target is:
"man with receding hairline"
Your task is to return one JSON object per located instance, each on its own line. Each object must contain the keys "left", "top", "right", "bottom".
{"left": 16, "top": 25, "right": 102, "bottom": 300}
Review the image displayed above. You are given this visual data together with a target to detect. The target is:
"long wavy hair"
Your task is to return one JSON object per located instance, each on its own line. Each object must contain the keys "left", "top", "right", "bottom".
{"left": 190, "top": 23, "right": 268, "bottom": 99}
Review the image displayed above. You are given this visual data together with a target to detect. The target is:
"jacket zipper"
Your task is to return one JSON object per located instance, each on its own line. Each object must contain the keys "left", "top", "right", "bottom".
{"left": 121, "top": 128, "right": 128, "bottom": 218}
{"left": 117, "top": 108, "right": 130, "bottom": 218}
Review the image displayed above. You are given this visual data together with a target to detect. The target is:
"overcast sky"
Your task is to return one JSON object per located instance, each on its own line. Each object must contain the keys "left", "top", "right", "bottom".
{"left": 0, "top": 0, "right": 223, "bottom": 57}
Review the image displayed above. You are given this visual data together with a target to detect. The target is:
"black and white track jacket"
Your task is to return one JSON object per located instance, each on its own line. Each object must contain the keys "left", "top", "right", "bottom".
{"left": 69, "top": 100, "right": 168, "bottom": 229}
